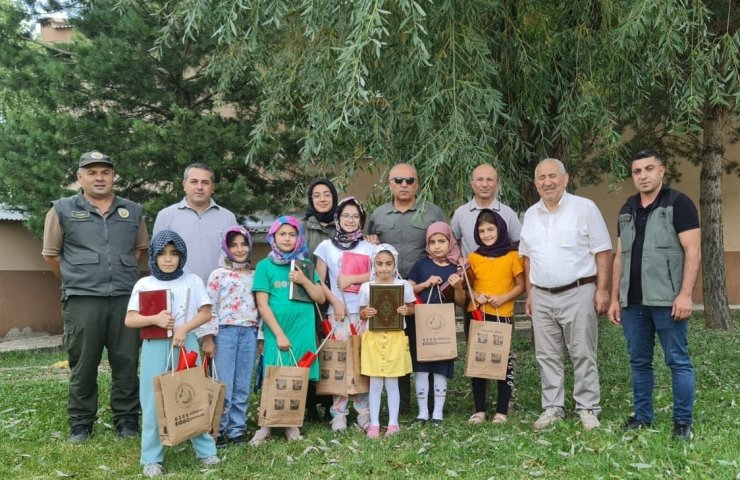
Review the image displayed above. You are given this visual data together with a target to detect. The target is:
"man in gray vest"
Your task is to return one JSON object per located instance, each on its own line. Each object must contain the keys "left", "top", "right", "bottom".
{"left": 608, "top": 150, "right": 700, "bottom": 441}
{"left": 42, "top": 151, "right": 149, "bottom": 443}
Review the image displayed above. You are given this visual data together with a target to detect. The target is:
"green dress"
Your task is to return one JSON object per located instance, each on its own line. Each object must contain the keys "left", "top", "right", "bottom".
{"left": 253, "top": 258, "right": 320, "bottom": 381}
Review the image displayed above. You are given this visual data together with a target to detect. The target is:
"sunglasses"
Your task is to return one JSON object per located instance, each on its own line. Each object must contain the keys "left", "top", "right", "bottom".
{"left": 391, "top": 176, "right": 416, "bottom": 185}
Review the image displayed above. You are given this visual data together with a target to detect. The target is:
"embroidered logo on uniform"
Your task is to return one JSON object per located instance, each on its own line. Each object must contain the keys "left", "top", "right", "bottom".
{"left": 71, "top": 210, "right": 90, "bottom": 219}
{"left": 91, "top": 151, "right": 104, "bottom": 159}
{"left": 117, "top": 208, "right": 130, "bottom": 218}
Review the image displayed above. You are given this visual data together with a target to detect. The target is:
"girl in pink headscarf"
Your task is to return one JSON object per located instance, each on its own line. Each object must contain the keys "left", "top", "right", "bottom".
{"left": 407, "top": 222, "right": 467, "bottom": 424}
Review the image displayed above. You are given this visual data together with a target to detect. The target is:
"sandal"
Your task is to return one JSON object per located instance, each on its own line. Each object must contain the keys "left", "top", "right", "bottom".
{"left": 468, "top": 412, "right": 486, "bottom": 425}
{"left": 367, "top": 425, "right": 380, "bottom": 439}
{"left": 284, "top": 427, "right": 303, "bottom": 442}
{"left": 248, "top": 427, "right": 271, "bottom": 446}
{"left": 385, "top": 424, "right": 400, "bottom": 437}
{"left": 492, "top": 414, "right": 508, "bottom": 424}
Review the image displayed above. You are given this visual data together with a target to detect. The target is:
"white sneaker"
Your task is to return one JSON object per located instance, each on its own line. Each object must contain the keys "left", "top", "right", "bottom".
{"left": 578, "top": 410, "right": 601, "bottom": 431}
{"left": 533, "top": 407, "right": 565, "bottom": 430}
{"left": 200, "top": 455, "right": 221, "bottom": 466}
{"left": 143, "top": 463, "right": 163, "bottom": 478}
{"left": 331, "top": 415, "right": 347, "bottom": 432}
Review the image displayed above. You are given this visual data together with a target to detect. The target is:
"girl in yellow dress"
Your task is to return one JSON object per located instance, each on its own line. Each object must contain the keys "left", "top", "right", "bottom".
{"left": 358, "top": 244, "right": 415, "bottom": 438}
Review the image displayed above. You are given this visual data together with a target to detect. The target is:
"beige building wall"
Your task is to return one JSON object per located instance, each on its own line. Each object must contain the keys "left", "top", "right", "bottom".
{"left": 0, "top": 222, "right": 62, "bottom": 336}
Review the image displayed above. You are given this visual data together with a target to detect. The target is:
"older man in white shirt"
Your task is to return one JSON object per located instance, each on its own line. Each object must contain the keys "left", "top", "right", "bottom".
{"left": 519, "top": 158, "right": 612, "bottom": 431}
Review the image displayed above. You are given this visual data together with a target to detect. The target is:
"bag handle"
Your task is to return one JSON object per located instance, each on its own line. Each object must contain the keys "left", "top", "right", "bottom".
{"left": 276, "top": 347, "right": 299, "bottom": 367}
{"left": 424, "top": 284, "right": 443, "bottom": 305}
{"left": 165, "top": 346, "right": 191, "bottom": 376}
{"left": 203, "top": 356, "right": 220, "bottom": 381}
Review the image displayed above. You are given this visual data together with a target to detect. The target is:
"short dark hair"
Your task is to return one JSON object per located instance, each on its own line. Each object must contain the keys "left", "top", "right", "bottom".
{"left": 183, "top": 163, "right": 216, "bottom": 182}
{"left": 632, "top": 149, "right": 663, "bottom": 164}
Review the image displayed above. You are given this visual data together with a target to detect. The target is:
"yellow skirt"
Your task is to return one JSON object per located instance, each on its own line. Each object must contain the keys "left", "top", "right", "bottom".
{"left": 361, "top": 330, "right": 412, "bottom": 377}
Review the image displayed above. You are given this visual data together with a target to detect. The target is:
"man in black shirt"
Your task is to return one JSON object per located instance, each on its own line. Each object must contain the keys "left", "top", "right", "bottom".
{"left": 608, "top": 150, "right": 700, "bottom": 441}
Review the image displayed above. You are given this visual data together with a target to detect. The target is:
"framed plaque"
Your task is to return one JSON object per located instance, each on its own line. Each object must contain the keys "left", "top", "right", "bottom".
{"left": 369, "top": 284, "right": 404, "bottom": 331}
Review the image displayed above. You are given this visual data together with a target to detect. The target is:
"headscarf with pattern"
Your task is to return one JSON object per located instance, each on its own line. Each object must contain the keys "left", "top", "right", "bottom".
{"left": 266, "top": 215, "right": 308, "bottom": 265}
{"left": 331, "top": 196, "right": 366, "bottom": 250}
{"left": 425, "top": 221, "right": 461, "bottom": 265}
{"left": 148, "top": 229, "right": 187, "bottom": 281}
{"left": 219, "top": 225, "right": 253, "bottom": 269}
{"left": 370, "top": 243, "right": 401, "bottom": 281}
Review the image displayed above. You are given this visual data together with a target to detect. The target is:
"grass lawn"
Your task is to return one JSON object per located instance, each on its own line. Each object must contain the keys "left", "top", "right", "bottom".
{"left": 1, "top": 317, "right": 738, "bottom": 479}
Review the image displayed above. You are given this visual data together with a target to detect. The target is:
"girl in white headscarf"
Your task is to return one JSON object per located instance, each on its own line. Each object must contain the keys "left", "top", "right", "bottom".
{"left": 357, "top": 244, "right": 415, "bottom": 439}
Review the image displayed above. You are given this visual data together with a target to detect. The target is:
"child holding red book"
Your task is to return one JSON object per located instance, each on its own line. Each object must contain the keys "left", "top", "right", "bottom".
{"left": 125, "top": 230, "right": 219, "bottom": 478}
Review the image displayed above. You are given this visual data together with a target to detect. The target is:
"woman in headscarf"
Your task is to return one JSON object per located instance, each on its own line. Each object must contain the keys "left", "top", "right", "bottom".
{"left": 302, "top": 179, "right": 339, "bottom": 263}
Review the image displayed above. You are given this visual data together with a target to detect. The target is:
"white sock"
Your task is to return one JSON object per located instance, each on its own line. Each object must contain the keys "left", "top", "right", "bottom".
{"left": 415, "top": 372, "right": 430, "bottom": 420}
{"left": 386, "top": 377, "right": 400, "bottom": 426}
{"left": 432, "top": 374, "right": 448, "bottom": 420}
{"left": 369, "top": 377, "right": 383, "bottom": 427}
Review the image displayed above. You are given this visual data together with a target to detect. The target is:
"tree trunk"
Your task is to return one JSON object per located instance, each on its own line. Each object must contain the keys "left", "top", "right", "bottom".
{"left": 699, "top": 104, "right": 735, "bottom": 330}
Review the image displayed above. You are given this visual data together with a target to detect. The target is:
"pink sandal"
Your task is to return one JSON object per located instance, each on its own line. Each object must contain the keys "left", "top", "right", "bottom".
{"left": 367, "top": 426, "right": 380, "bottom": 439}
{"left": 385, "top": 424, "right": 400, "bottom": 437}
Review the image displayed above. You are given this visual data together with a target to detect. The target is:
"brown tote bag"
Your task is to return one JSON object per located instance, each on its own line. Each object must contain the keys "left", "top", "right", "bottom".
{"left": 257, "top": 349, "right": 310, "bottom": 428}
{"left": 202, "top": 358, "right": 226, "bottom": 440}
{"left": 414, "top": 286, "right": 458, "bottom": 362}
{"left": 464, "top": 308, "right": 512, "bottom": 380}
{"left": 153, "top": 347, "right": 211, "bottom": 446}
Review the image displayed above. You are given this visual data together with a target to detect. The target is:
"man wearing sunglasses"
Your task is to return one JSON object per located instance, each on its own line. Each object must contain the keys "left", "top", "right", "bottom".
{"left": 365, "top": 163, "right": 446, "bottom": 414}
{"left": 366, "top": 163, "right": 446, "bottom": 278}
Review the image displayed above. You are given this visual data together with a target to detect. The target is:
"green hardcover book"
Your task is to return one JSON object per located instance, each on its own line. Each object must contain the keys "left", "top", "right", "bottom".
{"left": 289, "top": 259, "right": 315, "bottom": 303}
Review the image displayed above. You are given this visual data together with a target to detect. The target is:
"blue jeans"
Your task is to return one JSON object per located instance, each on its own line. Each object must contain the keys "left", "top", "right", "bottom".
{"left": 621, "top": 305, "right": 695, "bottom": 424}
{"left": 214, "top": 325, "right": 258, "bottom": 438}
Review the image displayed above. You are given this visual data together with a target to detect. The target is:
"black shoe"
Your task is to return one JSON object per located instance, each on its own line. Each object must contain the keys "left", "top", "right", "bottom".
{"left": 414, "top": 417, "right": 428, "bottom": 425}
{"left": 624, "top": 416, "right": 653, "bottom": 431}
{"left": 117, "top": 419, "right": 139, "bottom": 438}
{"left": 673, "top": 420, "right": 692, "bottom": 441}
{"left": 430, "top": 419, "right": 443, "bottom": 427}
{"left": 69, "top": 424, "right": 92, "bottom": 443}
{"left": 229, "top": 434, "right": 247, "bottom": 445}
{"left": 215, "top": 435, "right": 229, "bottom": 449}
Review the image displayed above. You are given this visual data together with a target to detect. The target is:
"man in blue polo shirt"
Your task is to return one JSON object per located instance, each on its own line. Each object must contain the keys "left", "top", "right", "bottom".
{"left": 153, "top": 163, "right": 237, "bottom": 285}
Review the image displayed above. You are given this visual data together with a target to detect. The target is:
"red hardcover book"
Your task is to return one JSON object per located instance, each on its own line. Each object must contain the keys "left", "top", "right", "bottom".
{"left": 340, "top": 251, "right": 370, "bottom": 294}
{"left": 138, "top": 289, "right": 172, "bottom": 340}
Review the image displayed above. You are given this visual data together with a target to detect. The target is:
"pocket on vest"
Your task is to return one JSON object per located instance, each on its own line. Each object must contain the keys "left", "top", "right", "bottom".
{"left": 68, "top": 253, "right": 99, "bottom": 265}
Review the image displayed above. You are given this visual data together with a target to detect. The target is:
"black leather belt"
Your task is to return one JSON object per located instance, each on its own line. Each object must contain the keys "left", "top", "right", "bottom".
{"left": 533, "top": 275, "right": 597, "bottom": 294}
